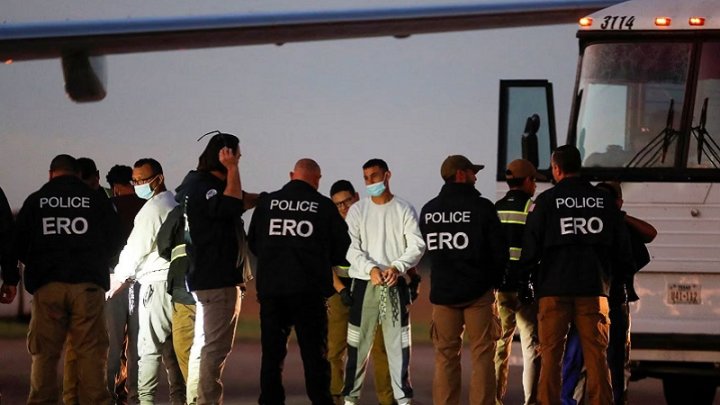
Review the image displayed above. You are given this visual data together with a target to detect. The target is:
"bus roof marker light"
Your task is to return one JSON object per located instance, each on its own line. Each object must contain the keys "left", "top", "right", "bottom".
{"left": 578, "top": 17, "right": 592, "bottom": 27}
{"left": 689, "top": 17, "right": 705, "bottom": 26}
{"left": 655, "top": 17, "right": 671, "bottom": 27}
{"left": 3, "top": 59, "right": 12, "bottom": 65}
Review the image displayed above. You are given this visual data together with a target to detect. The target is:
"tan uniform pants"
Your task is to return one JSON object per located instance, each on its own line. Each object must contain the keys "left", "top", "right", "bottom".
{"left": 28, "top": 282, "right": 109, "bottom": 405}
{"left": 537, "top": 296, "right": 611, "bottom": 405}
{"left": 431, "top": 290, "right": 501, "bottom": 405}
{"left": 494, "top": 291, "right": 540, "bottom": 405}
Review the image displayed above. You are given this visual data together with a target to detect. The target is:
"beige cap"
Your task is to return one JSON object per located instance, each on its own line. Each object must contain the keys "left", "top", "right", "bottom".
{"left": 441, "top": 155, "right": 484, "bottom": 180}
{"left": 506, "top": 159, "right": 546, "bottom": 181}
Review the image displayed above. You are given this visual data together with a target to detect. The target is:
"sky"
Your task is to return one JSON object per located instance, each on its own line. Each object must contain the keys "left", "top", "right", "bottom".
{"left": 0, "top": 1, "right": 580, "bottom": 214}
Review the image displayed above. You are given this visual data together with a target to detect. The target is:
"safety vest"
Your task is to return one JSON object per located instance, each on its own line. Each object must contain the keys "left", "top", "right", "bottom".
{"left": 496, "top": 192, "right": 533, "bottom": 262}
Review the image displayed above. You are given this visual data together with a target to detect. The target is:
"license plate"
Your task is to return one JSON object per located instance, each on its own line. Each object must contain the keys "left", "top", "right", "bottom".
{"left": 667, "top": 283, "right": 701, "bottom": 305}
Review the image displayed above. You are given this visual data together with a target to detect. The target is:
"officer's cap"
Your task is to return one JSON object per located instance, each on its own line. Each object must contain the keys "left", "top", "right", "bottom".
{"left": 506, "top": 159, "right": 546, "bottom": 181}
{"left": 441, "top": 155, "right": 484, "bottom": 180}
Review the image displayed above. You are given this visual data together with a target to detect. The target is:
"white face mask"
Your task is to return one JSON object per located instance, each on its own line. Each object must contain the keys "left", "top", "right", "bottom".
{"left": 366, "top": 180, "right": 386, "bottom": 197}
{"left": 134, "top": 183, "right": 154, "bottom": 200}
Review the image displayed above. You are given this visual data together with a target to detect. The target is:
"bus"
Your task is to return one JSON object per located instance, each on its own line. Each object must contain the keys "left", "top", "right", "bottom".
{"left": 499, "top": 1, "right": 720, "bottom": 403}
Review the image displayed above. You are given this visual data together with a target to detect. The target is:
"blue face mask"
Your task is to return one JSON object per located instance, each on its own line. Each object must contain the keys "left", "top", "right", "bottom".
{"left": 134, "top": 183, "right": 154, "bottom": 200}
{"left": 366, "top": 180, "right": 386, "bottom": 197}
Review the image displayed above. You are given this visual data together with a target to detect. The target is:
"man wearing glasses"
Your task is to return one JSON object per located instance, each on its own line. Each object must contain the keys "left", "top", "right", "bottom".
{"left": 328, "top": 180, "right": 394, "bottom": 405}
{"left": 110, "top": 158, "right": 185, "bottom": 405}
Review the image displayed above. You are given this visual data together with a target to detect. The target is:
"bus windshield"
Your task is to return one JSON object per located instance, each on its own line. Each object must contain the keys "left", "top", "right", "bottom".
{"left": 575, "top": 42, "right": 690, "bottom": 169}
{"left": 574, "top": 41, "right": 720, "bottom": 173}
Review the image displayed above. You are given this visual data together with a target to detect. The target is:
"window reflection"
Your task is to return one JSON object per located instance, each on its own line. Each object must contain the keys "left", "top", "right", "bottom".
{"left": 575, "top": 42, "right": 691, "bottom": 169}
{"left": 687, "top": 42, "right": 720, "bottom": 169}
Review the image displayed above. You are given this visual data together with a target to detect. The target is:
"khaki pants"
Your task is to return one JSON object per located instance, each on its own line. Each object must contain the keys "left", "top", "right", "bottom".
{"left": 186, "top": 287, "right": 241, "bottom": 405}
{"left": 173, "top": 302, "right": 197, "bottom": 382}
{"left": 28, "top": 282, "right": 110, "bottom": 405}
{"left": 537, "top": 296, "right": 611, "bottom": 405}
{"left": 494, "top": 291, "right": 540, "bottom": 405}
{"left": 431, "top": 290, "right": 501, "bottom": 405}
{"left": 327, "top": 293, "right": 394, "bottom": 405}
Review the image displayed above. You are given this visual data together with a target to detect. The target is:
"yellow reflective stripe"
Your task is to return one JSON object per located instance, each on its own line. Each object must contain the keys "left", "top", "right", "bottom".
{"left": 171, "top": 244, "right": 186, "bottom": 262}
{"left": 509, "top": 247, "right": 522, "bottom": 260}
{"left": 334, "top": 265, "right": 350, "bottom": 278}
{"left": 524, "top": 198, "right": 533, "bottom": 213}
{"left": 497, "top": 210, "right": 528, "bottom": 225}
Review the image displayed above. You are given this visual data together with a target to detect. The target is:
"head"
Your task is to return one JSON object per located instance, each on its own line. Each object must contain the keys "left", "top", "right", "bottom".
{"left": 132, "top": 158, "right": 165, "bottom": 199}
{"left": 290, "top": 158, "right": 322, "bottom": 190}
{"left": 596, "top": 181, "right": 623, "bottom": 209}
{"left": 197, "top": 131, "right": 240, "bottom": 176}
{"left": 76, "top": 157, "right": 101, "bottom": 190}
{"left": 440, "top": 155, "right": 483, "bottom": 185}
{"left": 330, "top": 180, "right": 359, "bottom": 219}
{"left": 49, "top": 154, "right": 79, "bottom": 179}
{"left": 551, "top": 144, "right": 582, "bottom": 182}
{"left": 505, "top": 158, "right": 545, "bottom": 196}
{"left": 362, "top": 158, "right": 391, "bottom": 197}
{"left": 105, "top": 164, "right": 134, "bottom": 196}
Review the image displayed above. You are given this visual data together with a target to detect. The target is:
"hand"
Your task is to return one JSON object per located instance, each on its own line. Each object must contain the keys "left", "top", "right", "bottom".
{"left": 107, "top": 278, "right": 130, "bottom": 300}
{"left": 339, "top": 288, "right": 353, "bottom": 307}
{"left": 218, "top": 146, "right": 240, "bottom": 171}
{"left": 0, "top": 284, "right": 17, "bottom": 304}
{"left": 382, "top": 266, "right": 399, "bottom": 287}
{"left": 370, "top": 267, "right": 384, "bottom": 286}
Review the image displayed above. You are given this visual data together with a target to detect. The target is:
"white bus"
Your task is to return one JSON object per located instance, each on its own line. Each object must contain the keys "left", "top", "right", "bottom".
{"left": 499, "top": 1, "right": 720, "bottom": 403}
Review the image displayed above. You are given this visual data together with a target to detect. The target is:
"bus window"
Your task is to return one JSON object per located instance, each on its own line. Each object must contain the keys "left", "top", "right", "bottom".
{"left": 687, "top": 42, "right": 720, "bottom": 169}
{"left": 575, "top": 42, "right": 691, "bottom": 169}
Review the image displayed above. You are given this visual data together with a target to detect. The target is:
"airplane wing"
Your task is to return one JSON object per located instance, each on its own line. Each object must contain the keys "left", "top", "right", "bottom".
{"left": 0, "top": 0, "right": 622, "bottom": 101}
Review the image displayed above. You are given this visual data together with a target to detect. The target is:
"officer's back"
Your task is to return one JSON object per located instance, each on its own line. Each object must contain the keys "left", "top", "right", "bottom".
{"left": 248, "top": 160, "right": 349, "bottom": 299}
{"left": 522, "top": 149, "right": 633, "bottom": 299}
{"left": 15, "top": 154, "right": 120, "bottom": 293}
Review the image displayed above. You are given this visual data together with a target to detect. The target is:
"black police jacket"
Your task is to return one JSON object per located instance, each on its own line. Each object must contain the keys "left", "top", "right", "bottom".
{"left": 248, "top": 180, "right": 350, "bottom": 299}
{"left": 419, "top": 182, "right": 508, "bottom": 305}
{"left": 175, "top": 170, "right": 245, "bottom": 292}
{"left": 14, "top": 175, "right": 121, "bottom": 293}
{"left": 519, "top": 177, "right": 635, "bottom": 298}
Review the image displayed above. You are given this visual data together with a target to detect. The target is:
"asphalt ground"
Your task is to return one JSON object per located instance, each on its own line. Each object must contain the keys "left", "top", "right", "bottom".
{"left": 0, "top": 287, "right": 706, "bottom": 404}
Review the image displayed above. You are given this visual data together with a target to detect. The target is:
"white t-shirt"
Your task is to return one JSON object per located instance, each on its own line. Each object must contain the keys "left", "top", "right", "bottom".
{"left": 345, "top": 195, "right": 426, "bottom": 280}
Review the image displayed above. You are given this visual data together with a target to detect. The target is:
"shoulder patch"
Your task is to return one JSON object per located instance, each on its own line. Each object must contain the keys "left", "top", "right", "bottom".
{"left": 206, "top": 189, "right": 218, "bottom": 200}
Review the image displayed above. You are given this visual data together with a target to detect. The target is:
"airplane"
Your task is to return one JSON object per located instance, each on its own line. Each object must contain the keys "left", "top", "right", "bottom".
{"left": 0, "top": 1, "right": 621, "bottom": 102}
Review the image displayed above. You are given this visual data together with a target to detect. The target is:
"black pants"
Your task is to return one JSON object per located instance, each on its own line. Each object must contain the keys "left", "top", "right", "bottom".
{"left": 608, "top": 302, "right": 630, "bottom": 405}
{"left": 259, "top": 294, "right": 332, "bottom": 405}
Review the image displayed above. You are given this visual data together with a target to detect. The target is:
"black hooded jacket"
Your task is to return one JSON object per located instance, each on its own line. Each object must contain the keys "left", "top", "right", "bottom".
{"left": 175, "top": 170, "right": 245, "bottom": 291}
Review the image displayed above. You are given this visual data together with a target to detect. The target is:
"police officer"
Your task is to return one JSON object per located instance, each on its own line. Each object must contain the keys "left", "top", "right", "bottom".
{"left": 248, "top": 158, "right": 350, "bottom": 405}
{"left": 494, "top": 159, "right": 543, "bottom": 405}
{"left": 13, "top": 154, "right": 121, "bottom": 404}
{"left": 518, "top": 145, "right": 634, "bottom": 405}
{"left": 419, "top": 155, "right": 508, "bottom": 405}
